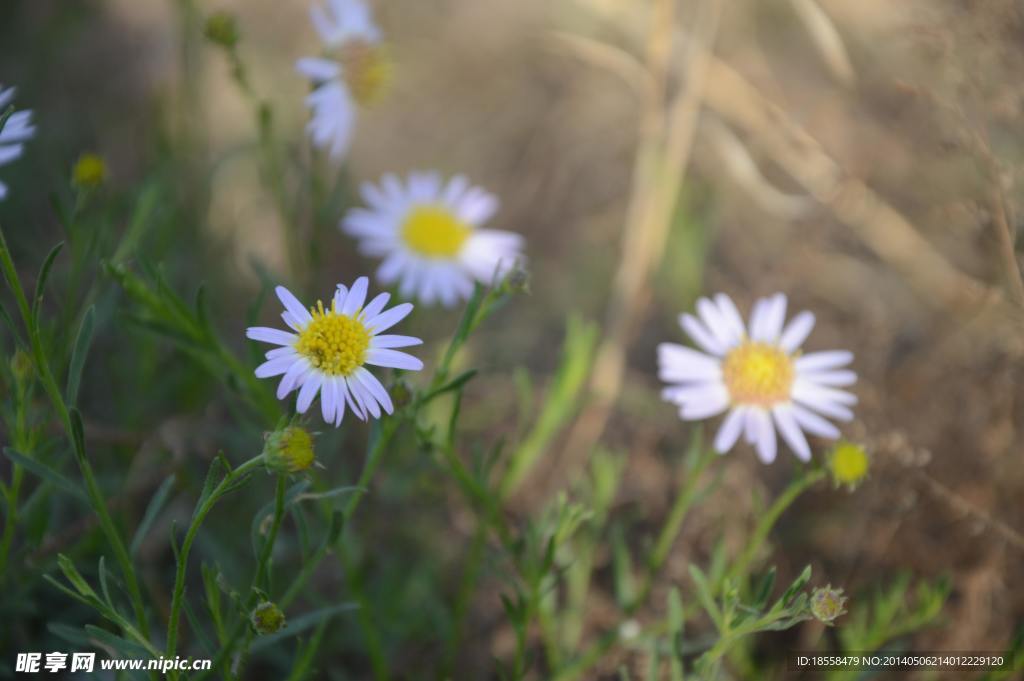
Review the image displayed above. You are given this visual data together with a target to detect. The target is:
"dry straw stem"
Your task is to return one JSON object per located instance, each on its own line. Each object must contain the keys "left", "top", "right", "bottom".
{"left": 701, "top": 58, "right": 1003, "bottom": 314}
{"left": 913, "top": 469, "right": 1024, "bottom": 552}
{"left": 787, "top": 0, "right": 855, "bottom": 87}
{"left": 560, "top": 0, "right": 724, "bottom": 477}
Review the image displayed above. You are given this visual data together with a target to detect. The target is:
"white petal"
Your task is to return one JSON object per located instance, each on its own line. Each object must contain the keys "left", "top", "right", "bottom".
{"left": 752, "top": 408, "right": 777, "bottom": 463}
{"left": 365, "top": 348, "right": 424, "bottom": 371}
{"left": 348, "top": 375, "right": 380, "bottom": 418}
{"left": 790, "top": 403, "right": 840, "bottom": 439}
{"left": 247, "top": 327, "right": 297, "bottom": 346}
{"left": 744, "top": 408, "right": 760, "bottom": 444}
{"left": 697, "top": 297, "right": 740, "bottom": 348}
{"left": 277, "top": 360, "right": 310, "bottom": 399}
{"left": 713, "top": 294, "right": 747, "bottom": 340}
{"left": 662, "top": 382, "right": 725, "bottom": 406}
{"left": 795, "top": 351, "right": 853, "bottom": 372}
{"left": 355, "top": 368, "right": 394, "bottom": 414}
{"left": 713, "top": 407, "right": 746, "bottom": 453}
{"left": 275, "top": 286, "right": 313, "bottom": 325}
{"left": 680, "top": 314, "right": 727, "bottom": 356}
{"left": 792, "top": 380, "right": 857, "bottom": 406}
{"left": 778, "top": 311, "right": 815, "bottom": 353}
{"left": 371, "top": 334, "right": 423, "bottom": 349}
{"left": 332, "top": 379, "right": 347, "bottom": 427}
{"left": 799, "top": 369, "right": 857, "bottom": 387}
{"left": 296, "top": 373, "right": 324, "bottom": 413}
{"left": 321, "top": 376, "right": 338, "bottom": 423}
{"left": 360, "top": 291, "right": 391, "bottom": 321}
{"left": 772, "top": 405, "right": 811, "bottom": 461}
{"left": 255, "top": 355, "right": 299, "bottom": 378}
{"left": 342, "top": 276, "right": 369, "bottom": 315}
{"left": 366, "top": 303, "right": 414, "bottom": 333}
{"left": 343, "top": 377, "right": 368, "bottom": 420}
{"left": 679, "top": 384, "right": 730, "bottom": 419}
{"left": 753, "top": 293, "right": 786, "bottom": 342}
{"left": 295, "top": 57, "right": 342, "bottom": 82}
{"left": 794, "top": 395, "right": 853, "bottom": 422}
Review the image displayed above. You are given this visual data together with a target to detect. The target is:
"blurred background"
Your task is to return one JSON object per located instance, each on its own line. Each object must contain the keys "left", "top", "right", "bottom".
{"left": 1, "top": 0, "right": 1022, "bottom": 678}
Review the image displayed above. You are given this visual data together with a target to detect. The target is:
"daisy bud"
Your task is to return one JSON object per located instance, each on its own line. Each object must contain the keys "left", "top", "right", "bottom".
{"left": 72, "top": 153, "right": 107, "bottom": 189}
{"left": 10, "top": 350, "right": 34, "bottom": 385}
{"left": 250, "top": 601, "right": 285, "bottom": 635}
{"left": 810, "top": 585, "right": 848, "bottom": 625}
{"left": 499, "top": 264, "right": 530, "bottom": 296}
{"left": 263, "top": 426, "right": 316, "bottom": 474}
{"left": 204, "top": 11, "right": 240, "bottom": 48}
{"left": 827, "top": 441, "right": 869, "bottom": 490}
{"left": 389, "top": 378, "right": 413, "bottom": 410}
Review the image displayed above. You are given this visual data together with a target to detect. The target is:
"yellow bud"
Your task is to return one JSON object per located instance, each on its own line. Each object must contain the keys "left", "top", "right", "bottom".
{"left": 72, "top": 154, "right": 107, "bottom": 189}
{"left": 263, "top": 426, "right": 316, "bottom": 474}
{"left": 827, "top": 441, "right": 869, "bottom": 490}
{"left": 250, "top": 601, "right": 285, "bottom": 635}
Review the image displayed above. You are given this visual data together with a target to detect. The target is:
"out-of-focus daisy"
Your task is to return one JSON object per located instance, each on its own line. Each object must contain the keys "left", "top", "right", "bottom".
{"left": 658, "top": 293, "right": 857, "bottom": 463}
{"left": 246, "top": 277, "right": 424, "bottom": 426}
{"left": 296, "top": 0, "right": 390, "bottom": 160}
{"left": 0, "top": 85, "right": 35, "bottom": 201}
{"left": 342, "top": 171, "right": 525, "bottom": 306}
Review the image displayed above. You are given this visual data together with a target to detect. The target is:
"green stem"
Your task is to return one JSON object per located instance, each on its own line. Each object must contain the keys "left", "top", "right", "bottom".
{"left": 726, "top": 468, "right": 826, "bottom": 587}
{"left": 0, "top": 224, "right": 150, "bottom": 638}
{"left": 165, "top": 456, "right": 265, "bottom": 668}
{"left": 632, "top": 447, "right": 715, "bottom": 612}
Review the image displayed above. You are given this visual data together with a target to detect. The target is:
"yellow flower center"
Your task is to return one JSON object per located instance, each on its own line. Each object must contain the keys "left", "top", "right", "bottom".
{"left": 829, "top": 442, "right": 869, "bottom": 488}
{"left": 721, "top": 341, "right": 795, "bottom": 406}
{"left": 338, "top": 41, "right": 392, "bottom": 106}
{"left": 294, "top": 301, "right": 370, "bottom": 376}
{"left": 401, "top": 205, "right": 472, "bottom": 258}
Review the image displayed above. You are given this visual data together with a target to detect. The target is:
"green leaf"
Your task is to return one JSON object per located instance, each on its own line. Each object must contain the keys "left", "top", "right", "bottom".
{"left": 32, "top": 241, "right": 64, "bottom": 319}
{"left": 688, "top": 564, "right": 722, "bottom": 630}
{"left": 98, "top": 556, "right": 113, "bottom": 608}
{"left": 84, "top": 624, "right": 151, "bottom": 659}
{"left": 752, "top": 567, "right": 777, "bottom": 609}
{"left": 2, "top": 448, "right": 87, "bottom": 502}
{"left": 130, "top": 475, "right": 176, "bottom": 555}
{"left": 777, "top": 565, "right": 812, "bottom": 611}
{"left": 57, "top": 554, "right": 98, "bottom": 600}
{"left": 66, "top": 305, "right": 96, "bottom": 406}
{"left": 0, "top": 299, "right": 25, "bottom": 349}
{"left": 68, "top": 408, "right": 87, "bottom": 462}
{"left": 611, "top": 523, "right": 636, "bottom": 608}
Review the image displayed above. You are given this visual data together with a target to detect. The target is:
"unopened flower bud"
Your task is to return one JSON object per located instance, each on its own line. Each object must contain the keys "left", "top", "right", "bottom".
{"left": 72, "top": 154, "right": 107, "bottom": 189}
{"left": 263, "top": 426, "right": 316, "bottom": 474}
{"left": 810, "top": 585, "right": 848, "bottom": 625}
{"left": 827, "top": 441, "right": 869, "bottom": 490}
{"left": 250, "top": 601, "right": 285, "bottom": 635}
{"left": 10, "top": 350, "right": 34, "bottom": 384}
{"left": 389, "top": 378, "right": 413, "bottom": 410}
{"left": 204, "top": 11, "right": 240, "bottom": 48}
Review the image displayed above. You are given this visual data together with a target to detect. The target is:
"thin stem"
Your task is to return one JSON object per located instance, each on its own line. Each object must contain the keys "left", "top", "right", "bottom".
{"left": 632, "top": 447, "right": 715, "bottom": 612}
{"left": 0, "top": 224, "right": 150, "bottom": 638}
{"left": 726, "top": 468, "right": 826, "bottom": 586}
{"left": 165, "top": 456, "right": 265, "bottom": 669}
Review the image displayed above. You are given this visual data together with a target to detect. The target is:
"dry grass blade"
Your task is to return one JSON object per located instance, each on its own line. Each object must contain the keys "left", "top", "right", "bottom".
{"left": 547, "top": 31, "right": 653, "bottom": 100}
{"left": 788, "top": 0, "right": 856, "bottom": 87}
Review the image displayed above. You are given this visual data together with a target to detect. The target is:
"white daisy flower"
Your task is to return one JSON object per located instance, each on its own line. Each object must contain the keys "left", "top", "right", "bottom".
{"left": 658, "top": 292, "right": 857, "bottom": 463}
{"left": 342, "top": 172, "right": 525, "bottom": 307}
{"left": 0, "top": 85, "right": 35, "bottom": 201}
{"left": 246, "top": 276, "right": 424, "bottom": 426}
{"left": 296, "top": 0, "right": 390, "bottom": 161}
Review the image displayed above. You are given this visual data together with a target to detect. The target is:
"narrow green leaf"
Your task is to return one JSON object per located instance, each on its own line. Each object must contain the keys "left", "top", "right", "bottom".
{"left": 66, "top": 305, "right": 96, "bottom": 406}
{"left": 84, "top": 624, "right": 151, "bottom": 658}
{"left": 98, "top": 556, "right": 113, "bottom": 607}
{"left": 32, "top": 241, "right": 65, "bottom": 319}
{"left": 688, "top": 564, "right": 722, "bottom": 630}
{"left": 0, "top": 299, "right": 25, "bottom": 348}
{"left": 2, "top": 448, "right": 87, "bottom": 502}
{"left": 130, "top": 475, "right": 176, "bottom": 555}
{"left": 57, "top": 554, "right": 98, "bottom": 599}
{"left": 68, "top": 408, "right": 87, "bottom": 462}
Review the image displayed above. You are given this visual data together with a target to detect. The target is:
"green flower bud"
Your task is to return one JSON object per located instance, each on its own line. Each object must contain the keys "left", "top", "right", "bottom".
{"left": 810, "top": 585, "right": 848, "bottom": 625}
{"left": 72, "top": 154, "right": 107, "bottom": 189}
{"left": 250, "top": 601, "right": 285, "bottom": 635}
{"left": 204, "top": 11, "right": 240, "bottom": 48}
{"left": 827, "top": 441, "right": 869, "bottom": 490}
{"left": 263, "top": 426, "right": 316, "bottom": 474}
{"left": 499, "top": 264, "right": 530, "bottom": 296}
{"left": 10, "top": 350, "right": 34, "bottom": 385}
{"left": 389, "top": 378, "right": 413, "bottom": 410}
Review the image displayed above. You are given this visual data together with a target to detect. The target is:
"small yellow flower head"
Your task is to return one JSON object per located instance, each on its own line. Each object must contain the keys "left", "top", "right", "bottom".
{"left": 72, "top": 154, "right": 107, "bottom": 189}
{"left": 828, "top": 441, "right": 869, "bottom": 489}
{"left": 204, "top": 11, "right": 240, "bottom": 48}
{"left": 263, "top": 425, "right": 316, "bottom": 474}
{"left": 810, "top": 585, "right": 848, "bottom": 625}
{"left": 250, "top": 601, "right": 285, "bottom": 635}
